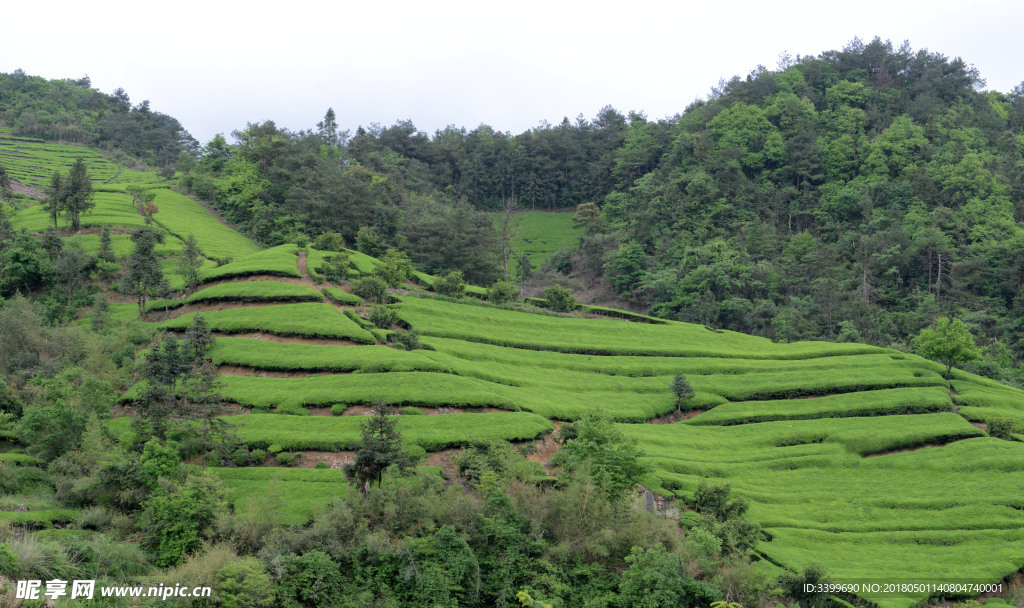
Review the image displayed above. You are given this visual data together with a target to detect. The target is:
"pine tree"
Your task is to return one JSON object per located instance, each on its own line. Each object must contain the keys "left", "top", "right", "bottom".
{"left": 343, "top": 399, "right": 413, "bottom": 496}
{"left": 671, "top": 371, "right": 695, "bottom": 412}
{"left": 65, "top": 157, "right": 95, "bottom": 232}
{"left": 121, "top": 226, "right": 170, "bottom": 316}
{"left": 176, "top": 234, "right": 203, "bottom": 294}
{"left": 97, "top": 226, "right": 115, "bottom": 263}
{"left": 43, "top": 170, "right": 65, "bottom": 230}
{"left": 91, "top": 293, "right": 110, "bottom": 332}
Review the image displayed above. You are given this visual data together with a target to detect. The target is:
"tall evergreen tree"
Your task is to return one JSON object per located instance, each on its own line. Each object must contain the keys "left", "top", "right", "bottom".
{"left": 176, "top": 234, "right": 203, "bottom": 294}
{"left": 343, "top": 399, "right": 413, "bottom": 496}
{"left": 121, "top": 226, "right": 170, "bottom": 316}
{"left": 65, "top": 157, "right": 95, "bottom": 232}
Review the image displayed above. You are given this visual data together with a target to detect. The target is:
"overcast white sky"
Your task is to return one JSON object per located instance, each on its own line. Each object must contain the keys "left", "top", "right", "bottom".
{"left": 3, "top": 0, "right": 1022, "bottom": 145}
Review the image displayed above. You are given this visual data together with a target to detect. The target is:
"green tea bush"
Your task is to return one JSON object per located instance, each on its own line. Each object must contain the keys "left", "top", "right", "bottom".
{"left": 488, "top": 280, "right": 519, "bottom": 304}
{"left": 434, "top": 271, "right": 466, "bottom": 297}
{"left": 987, "top": 418, "right": 1016, "bottom": 439}
{"left": 368, "top": 305, "right": 399, "bottom": 329}
{"left": 276, "top": 452, "right": 295, "bottom": 466}
{"left": 543, "top": 284, "right": 578, "bottom": 312}
{"left": 355, "top": 276, "right": 388, "bottom": 304}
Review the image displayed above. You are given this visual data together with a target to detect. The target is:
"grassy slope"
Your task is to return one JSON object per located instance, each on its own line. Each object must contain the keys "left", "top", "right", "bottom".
{"left": 494, "top": 210, "right": 582, "bottom": 267}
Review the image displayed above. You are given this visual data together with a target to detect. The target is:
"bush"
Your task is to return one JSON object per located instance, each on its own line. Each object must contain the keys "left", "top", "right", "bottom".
{"left": 232, "top": 449, "right": 252, "bottom": 467}
{"left": 315, "top": 460, "right": 329, "bottom": 470}
{"left": 0, "top": 542, "right": 17, "bottom": 578}
{"left": 368, "top": 305, "right": 399, "bottom": 329}
{"left": 392, "top": 329, "right": 424, "bottom": 351}
{"left": 987, "top": 418, "right": 1016, "bottom": 440}
{"left": 434, "top": 271, "right": 466, "bottom": 297}
{"left": 372, "top": 249, "right": 413, "bottom": 288}
{"left": 488, "top": 280, "right": 519, "bottom": 304}
{"left": 312, "top": 232, "right": 346, "bottom": 252}
{"left": 356, "top": 226, "right": 387, "bottom": 258}
{"left": 543, "top": 284, "right": 578, "bottom": 312}
{"left": 276, "top": 452, "right": 295, "bottom": 466}
{"left": 354, "top": 276, "right": 388, "bottom": 304}
{"left": 321, "top": 253, "right": 353, "bottom": 284}
{"left": 250, "top": 449, "right": 267, "bottom": 464}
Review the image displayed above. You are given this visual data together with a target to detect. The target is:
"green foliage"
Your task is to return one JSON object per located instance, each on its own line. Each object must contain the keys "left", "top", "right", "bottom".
{"left": 542, "top": 284, "right": 578, "bottom": 312}
{"left": 368, "top": 305, "right": 399, "bottom": 329}
{"left": 354, "top": 275, "right": 389, "bottom": 304}
{"left": 777, "top": 564, "right": 831, "bottom": 608}
{"left": 671, "top": 371, "right": 695, "bottom": 410}
{"left": 913, "top": 317, "right": 982, "bottom": 379}
{"left": 278, "top": 550, "right": 343, "bottom": 608}
{"left": 619, "top": 545, "right": 721, "bottom": 608}
{"left": 488, "top": 279, "right": 519, "bottom": 304}
{"left": 312, "top": 231, "right": 346, "bottom": 252}
{"left": 372, "top": 248, "right": 413, "bottom": 287}
{"left": 157, "top": 303, "right": 376, "bottom": 343}
{"left": 356, "top": 225, "right": 387, "bottom": 257}
{"left": 216, "top": 557, "right": 276, "bottom": 608}
{"left": 140, "top": 472, "right": 228, "bottom": 566}
{"left": 121, "top": 225, "right": 170, "bottom": 316}
{"left": 320, "top": 251, "right": 353, "bottom": 284}
{"left": 553, "top": 410, "right": 652, "bottom": 497}
{"left": 392, "top": 329, "right": 424, "bottom": 350}
{"left": 343, "top": 401, "right": 414, "bottom": 495}
{"left": 434, "top": 270, "right": 467, "bottom": 296}
{"left": 986, "top": 417, "right": 1016, "bottom": 440}
{"left": 176, "top": 233, "right": 203, "bottom": 293}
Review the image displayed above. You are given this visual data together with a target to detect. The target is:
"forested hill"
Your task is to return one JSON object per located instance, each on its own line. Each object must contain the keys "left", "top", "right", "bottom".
{"left": 6, "top": 38, "right": 1024, "bottom": 381}
{"left": 0, "top": 70, "right": 195, "bottom": 168}
{"left": 329, "top": 38, "right": 1024, "bottom": 383}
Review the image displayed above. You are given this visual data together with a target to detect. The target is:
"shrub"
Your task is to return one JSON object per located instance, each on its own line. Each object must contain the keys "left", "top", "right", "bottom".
{"left": 354, "top": 276, "right": 388, "bottom": 304}
{"left": 488, "top": 280, "right": 518, "bottom": 304}
{"left": 543, "top": 284, "right": 578, "bottom": 312}
{"left": 315, "top": 460, "right": 329, "bottom": 470}
{"left": 372, "top": 249, "right": 413, "bottom": 287}
{"left": 312, "top": 232, "right": 345, "bottom": 252}
{"left": 0, "top": 542, "right": 17, "bottom": 578}
{"left": 434, "top": 271, "right": 466, "bottom": 297}
{"left": 368, "top": 305, "right": 399, "bottom": 329}
{"left": 392, "top": 330, "right": 424, "bottom": 351}
{"left": 320, "top": 252, "right": 353, "bottom": 284}
{"left": 250, "top": 449, "right": 267, "bottom": 464}
{"left": 232, "top": 449, "right": 251, "bottom": 467}
{"left": 356, "top": 226, "right": 387, "bottom": 258}
{"left": 276, "top": 452, "right": 295, "bottom": 466}
{"left": 987, "top": 418, "right": 1016, "bottom": 440}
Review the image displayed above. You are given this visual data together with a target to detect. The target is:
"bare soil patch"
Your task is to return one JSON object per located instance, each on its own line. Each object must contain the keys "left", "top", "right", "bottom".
{"left": 10, "top": 180, "right": 46, "bottom": 198}
{"left": 646, "top": 410, "right": 708, "bottom": 424}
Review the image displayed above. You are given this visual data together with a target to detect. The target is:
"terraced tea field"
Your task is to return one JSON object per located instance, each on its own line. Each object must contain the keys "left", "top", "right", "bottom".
{"left": 115, "top": 229, "right": 1024, "bottom": 608}
{"left": 8, "top": 131, "right": 1023, "bottom": 607}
